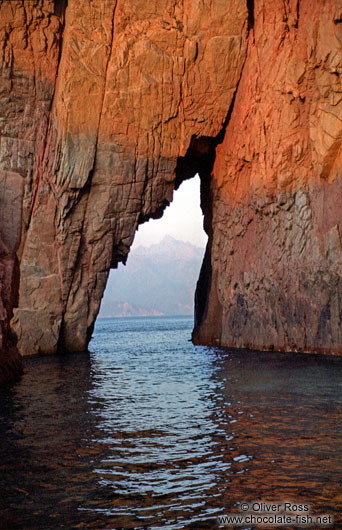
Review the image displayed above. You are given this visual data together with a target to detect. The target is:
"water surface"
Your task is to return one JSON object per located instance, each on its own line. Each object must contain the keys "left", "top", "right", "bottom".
{"left": 0, "top": 316, "right": 341, "bottom": 529}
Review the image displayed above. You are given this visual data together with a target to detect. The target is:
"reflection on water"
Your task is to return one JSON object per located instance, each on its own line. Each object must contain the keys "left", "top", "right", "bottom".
{"left": 0, "top": 316, "right": 341, "bottom": 529}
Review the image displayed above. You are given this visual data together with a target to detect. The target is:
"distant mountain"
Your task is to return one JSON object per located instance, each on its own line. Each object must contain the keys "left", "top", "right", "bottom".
{"left": 99, "top": 236, "right": 205, "bottom": 317}
{"left": 99, "top": 301, "right": 164, "bottom": 318}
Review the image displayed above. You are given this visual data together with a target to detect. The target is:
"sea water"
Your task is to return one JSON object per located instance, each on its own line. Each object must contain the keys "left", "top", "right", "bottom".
{"left": 0, "top": 315, "right": 341, "bottom": 529}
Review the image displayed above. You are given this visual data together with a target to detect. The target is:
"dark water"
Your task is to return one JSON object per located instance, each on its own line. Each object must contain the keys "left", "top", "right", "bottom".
{"left": 0, "top": 316, "right": 341, "bottom": 530}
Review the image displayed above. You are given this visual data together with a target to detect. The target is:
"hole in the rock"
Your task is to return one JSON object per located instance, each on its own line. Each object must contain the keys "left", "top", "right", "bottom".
{"left": 247, "top": 0, "right": 254, "bottom": 31}
{"left": 99, "top": 174, "right": 207, "bottom": 318}
{"left": 54, "top": 0, "right": 67, "bottom": 18}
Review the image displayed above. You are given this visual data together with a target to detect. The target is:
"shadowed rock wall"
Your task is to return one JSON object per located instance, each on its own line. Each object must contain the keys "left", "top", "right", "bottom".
{"left": 0, "top": 172, "right": 23, "bottom": 383}
{"left": 0, "top": 0, "right": 341, "bottom": 380}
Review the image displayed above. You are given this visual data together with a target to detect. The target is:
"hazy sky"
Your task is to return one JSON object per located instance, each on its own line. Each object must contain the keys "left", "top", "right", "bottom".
{"left": 132, "top": 174, "right": 208, "bottom": 249}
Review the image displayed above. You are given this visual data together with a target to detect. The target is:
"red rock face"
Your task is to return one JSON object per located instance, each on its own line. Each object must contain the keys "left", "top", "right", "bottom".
{"left": 5, "top": 0, "right": 247, "bottom": 356}
{"left": 193, "top": 0, "right": 342, "bottom": 354}
{"left": 0, "top": 0, "right": 66, "bottom": 373}
{"left": 0, "top": 0, "right": 342, "bottom": 376}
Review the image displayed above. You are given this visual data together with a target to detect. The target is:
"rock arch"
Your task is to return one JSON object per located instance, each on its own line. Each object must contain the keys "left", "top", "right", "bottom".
{"left": 1, "top": 0, "right": 342, "bottom": 383}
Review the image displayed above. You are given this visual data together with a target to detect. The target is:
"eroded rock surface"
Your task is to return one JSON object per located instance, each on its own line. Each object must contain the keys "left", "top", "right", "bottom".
{"left": 193, "top": 0, "right": 342, "bottom": 354}
{"left": 0, "top": 0, "right": 342, "bottom": 373}
{"left": 0, "top": 0, "right": 66, "bottom": 376}
{"left": 2, "top": 0, "right": 247, "bottom": 357}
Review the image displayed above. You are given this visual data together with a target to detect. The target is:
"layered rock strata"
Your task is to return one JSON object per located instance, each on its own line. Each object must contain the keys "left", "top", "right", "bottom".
{"left": 0, "top": 0, "right": 341, "bottom": 376}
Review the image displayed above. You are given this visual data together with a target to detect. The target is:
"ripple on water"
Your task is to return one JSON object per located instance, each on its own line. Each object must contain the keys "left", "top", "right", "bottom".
{"left": 0, "top": 316, "right": 341, "bottom": 529}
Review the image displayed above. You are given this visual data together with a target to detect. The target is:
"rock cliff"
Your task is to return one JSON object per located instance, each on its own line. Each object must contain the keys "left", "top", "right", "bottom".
{"left": 193, "top": 0, "right": 342, "bottom": 354}
{"left": 0, "top": 0, "right": 341, "bottom": 380}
